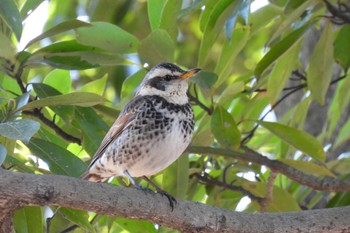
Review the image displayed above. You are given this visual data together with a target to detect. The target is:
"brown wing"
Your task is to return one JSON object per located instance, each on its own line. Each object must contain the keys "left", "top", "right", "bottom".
{"left": 86, "top": 110, "right": 136, "bottom": 170}
{"left": 81, "top": 96, "right": 147, "bottom": 181}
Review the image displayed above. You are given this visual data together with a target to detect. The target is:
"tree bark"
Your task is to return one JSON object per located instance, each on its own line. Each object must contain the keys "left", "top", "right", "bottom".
{"left": 0, "top": 169, "right": 349, "bottom": 233}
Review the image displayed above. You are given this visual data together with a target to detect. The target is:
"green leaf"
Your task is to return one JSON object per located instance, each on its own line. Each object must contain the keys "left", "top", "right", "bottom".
{"left": 138, "top": 29, "right": 175, "bottom": 67}
{"left": 27, "top": 40, "right": 131, "bottom": 69}
{"left": 190, "top": 71, "right": 217, "bottom": 91}
{"left": 259, "top": 121, "right": 325, "bottom": 161}
{"left": 215, "top": 26, "right": 250, "bottom": 86}
{"left": 290, "top": 96, "right": 312, "bottom": 130}
{"left": 0, "top": 136, "right": 15, "bottom": 161}
{"left": 327, "top": 191, "right": 350, "bottom": 208}
{"left": 114, "top": 218, "right": 157, "bottom": 233}
{"left": 73, "top": 107, "right": 108, "bottom": 156}
{"left": 334, "top": 25, "right": 350, "bottom": 69}
{"left": 279, "top": 159, "right": 335, "bottom": 177}
{"left": 27, "top": 138, "right": 86, "bottom": 177}
{"left": 17, "top": 92, "right": 107, "bottom": 112}
{"left": 0, "top": 119, "right": 40, "bottom": 142}
{"left": 78, "top": 74, "right": 107, "bottom": 95}
{"left": 0, "top": 0, "right": 22, "bottom": 41}
{"left": 267, "top": 41, "right": 301, "bottom": 104}
{"left": 15, "top": 92, "right": 31, "bottom": 110}
{"left": 255, "top": 22, "right": 313, "bottom": 77}
{"left": 158, "top": 0, "right": 181, "bottom": 39}
{"left": 59, "top": 208, "right": 95, "bottom": 232}
{"left": 335, "top": 117, "right": 350, "bottom": 148}
{"left": 249, "top": 4, "right": 281, "bottom": 33}
{"left": 211, "top": 105, "right": 241, "bottom": 148}
{"left": 162, "top": 154, "right": 189, "bottom": 199}
{"left": 0, "top": 144, "right": 6, "bottom": 165}
{"left": 13, "top": 206, "right": 43, "bottom": 233}
{"left": 121, "top": 69, "right": 146, "bottom": 99}
{"left": 224, "top": 0, "right": 250, "bottom": 38}
{"left": 306, "top": 21, "right": 334, "bottom": 105}
{"left": 243, "top": 182, "right": 301, "bottom": 211}
{"left": 217, "top": 81, "right": 245, "bottom": 104}
{"left": 31, "top": 83, "right": 74, "bottom": 120}
{"left": 76, "top": 22, "right": 139, "bottom": 54}
{"left": 24, "top": 19, "right": 91, "bottom": 49}
{"left": 327, "top": 72, "right": 350, "bottom": 138}
{"left": 0, "top": 32, "right": 16, "bottom": 60}
{"left": 43, "top": 69, "right": 71, "bottom": 94}
{"left": 199, "top": 0, "right": 218, "bottom": 32}
{"left": 20, "top": 0, "right": 44, "bottom": 19}
{"left": 327, "top": 158, "right": 350, "bottom": 175}
{"left": 148, "top": 0, "right": 181, "bottom": 39}
{"left": 198, "top": 0, "right": 238, "bottom": 66}
{"left": 93, "top": 104, "right": 119, "bottom": 121}
{"left": 192, "top": 114, "right": 215, "bottom": 146}
{"left": 148, "top": 0, "right": 165, "bottom": 30}
{"left": 268, "top": 0, "right": 317, "bottom": 43}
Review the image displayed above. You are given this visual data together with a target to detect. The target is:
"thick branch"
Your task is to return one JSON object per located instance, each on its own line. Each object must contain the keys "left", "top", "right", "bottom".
{"left": 0, "top": 169, "right": 350, "bottom": 233}
{"left": 187, "top": 146, "right": 350, "bottom": 192}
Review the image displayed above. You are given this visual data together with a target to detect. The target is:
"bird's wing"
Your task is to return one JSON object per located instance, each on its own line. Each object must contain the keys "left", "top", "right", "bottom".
{"left": 87, "top": 98, "right": 143, "bottom": 169}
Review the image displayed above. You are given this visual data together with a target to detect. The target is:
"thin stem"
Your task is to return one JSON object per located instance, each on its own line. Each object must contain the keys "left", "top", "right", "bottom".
{"left": 188, "top": 92, "right": 213, "bottom": 115}
{"left": 23, "top": 109, "right": 81, "bottom": 144}
{"left": 187, "top": 145, "right": 350, "bottom": 192}
{"left": 193, "top": 172, "right": 264, "bottom": 203}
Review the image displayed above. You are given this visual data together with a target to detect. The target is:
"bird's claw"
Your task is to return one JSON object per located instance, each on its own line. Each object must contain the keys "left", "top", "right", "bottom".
{"left": 157, "top": 191, "right": 177, "bottom": 211}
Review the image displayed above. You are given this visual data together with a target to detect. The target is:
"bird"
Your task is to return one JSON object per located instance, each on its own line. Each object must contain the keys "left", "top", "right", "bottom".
{"left": 81, "top": 62, "right": 200, "bottom": 209}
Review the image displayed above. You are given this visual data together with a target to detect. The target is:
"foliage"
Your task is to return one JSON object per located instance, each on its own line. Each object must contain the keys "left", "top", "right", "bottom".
{"left": 0, "top": 0, "right": 350, "bottom": 232}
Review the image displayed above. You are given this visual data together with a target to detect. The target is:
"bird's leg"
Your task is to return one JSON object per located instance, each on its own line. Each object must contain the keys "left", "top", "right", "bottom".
{"left": 123, "top": 170, "right": 140, "bottom": 189}
{"left": 123, "top": 170, "right": 152, "bottom": 193}
{"left": 142, "top": 176, "right": 177, "bottom": 211}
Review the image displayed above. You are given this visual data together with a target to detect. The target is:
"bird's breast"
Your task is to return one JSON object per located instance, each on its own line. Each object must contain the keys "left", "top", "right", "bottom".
{"left": 123, "top": 96, "right": 194, "bottom": 177}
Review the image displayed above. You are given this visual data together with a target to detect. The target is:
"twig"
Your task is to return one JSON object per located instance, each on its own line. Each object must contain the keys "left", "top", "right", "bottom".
{"left": 14, "top": 66, "right": 26, "bottom": 94}
{"left": 260, "top": 172, "right": 277, "bottom": 212}
{"left": 188, "top": 91, "right": 213, "bottom": 115}
{"left": 323, "top": 0, "right": 350, "bottom": 24}
{"left": 186, "top": 145, "right": 350, "bottom": 192}
{"left": 242, "top": 73, "right": 348, "bottom": 143}
{"left": 242, "top": 84, "right": 305, "bottom": 144}
{"left": 23, "top": 109, "right": 81, "bottom": 144}
{"left": 193, "top": 172, "right": 264, "bottom": 204}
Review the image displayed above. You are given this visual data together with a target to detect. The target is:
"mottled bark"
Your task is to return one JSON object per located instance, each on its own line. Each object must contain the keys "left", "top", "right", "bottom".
{"left": 0, "top": 169, "right": 349, "bottom": 233}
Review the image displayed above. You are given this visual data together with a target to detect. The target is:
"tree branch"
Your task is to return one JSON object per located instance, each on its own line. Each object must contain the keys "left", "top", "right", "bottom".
{"left": 323, "top": 0, "right": 350, "bottom": 24}
{"left": 22, "top": 109, "right": 82, "bottom": 144}
{"left": 193, "top": 172, "right": 265, "bottom": 204}
{"left": 0, "top": 169, "right": 350, "bottom": 233}
{"left": 187, "top": 146, "right": 350, "bottom": 192}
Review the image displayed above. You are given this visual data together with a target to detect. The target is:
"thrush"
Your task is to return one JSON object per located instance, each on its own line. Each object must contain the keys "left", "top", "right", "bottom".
{"left": 81, "top": 62, "right": 200, "bottom": 208}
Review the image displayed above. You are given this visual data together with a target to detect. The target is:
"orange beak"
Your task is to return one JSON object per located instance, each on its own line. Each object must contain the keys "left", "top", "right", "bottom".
{"left": 180, "top": 68, "right": 201, "bottom": 79}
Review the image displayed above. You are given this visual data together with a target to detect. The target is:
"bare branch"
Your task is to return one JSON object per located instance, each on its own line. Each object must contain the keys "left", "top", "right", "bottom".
{"left": 22, "top": 109, "right": 82, "bottom": 144}
{"left": 260, "top": 172, "right": 277, "bottom": 212}
{"left": 187, "top": 146, "right": 350, "bottom": 192}
{"left": 193, "top": 172, "right": 264, "bottom": 204}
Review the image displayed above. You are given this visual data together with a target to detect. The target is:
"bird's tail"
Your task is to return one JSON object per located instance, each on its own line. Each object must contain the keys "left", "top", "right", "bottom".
{"left": 80, "top": 171, "right": 105, "bottom": 182}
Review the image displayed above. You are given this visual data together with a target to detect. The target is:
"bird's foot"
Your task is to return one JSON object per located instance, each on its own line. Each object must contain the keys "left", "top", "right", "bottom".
{"left": 156, "top": 190, "right": 177, "bottom": 211}
{"left": 135, "top": 184, "right": 154, "bottom": 194}
{"left": 136, "top": 183, "right": 177, "bottom": 210}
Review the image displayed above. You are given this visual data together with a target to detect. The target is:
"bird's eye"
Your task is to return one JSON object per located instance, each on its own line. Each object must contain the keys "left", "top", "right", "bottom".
{"left": 164, "top": 75, "right": 173, "bottom": 81}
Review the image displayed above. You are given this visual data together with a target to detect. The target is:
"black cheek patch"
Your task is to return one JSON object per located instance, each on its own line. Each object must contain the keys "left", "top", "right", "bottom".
{"left": 148, "top": 77, "right": 166, "bottom": 91}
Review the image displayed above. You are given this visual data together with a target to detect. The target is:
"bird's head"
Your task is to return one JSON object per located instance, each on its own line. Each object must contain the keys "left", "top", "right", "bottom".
{"left": 137, "top": 63, "right": 200, "bottom": 105}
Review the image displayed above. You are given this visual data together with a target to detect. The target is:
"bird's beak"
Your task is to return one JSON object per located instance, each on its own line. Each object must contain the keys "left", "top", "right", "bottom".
{"left": 180, "top": 68, "right": 201, "bottom": 79}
